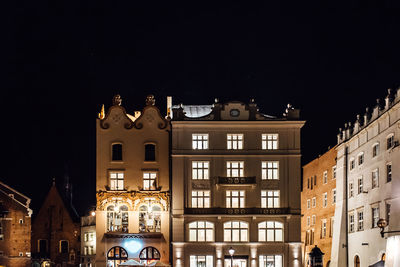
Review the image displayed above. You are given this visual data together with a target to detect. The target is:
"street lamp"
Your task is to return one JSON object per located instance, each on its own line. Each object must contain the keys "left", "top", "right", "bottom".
{"left": 377, "top": 218, "right": 400, "bottom": 238}
{"left": 228, "top": 247, "right": 235, "bottom": 267}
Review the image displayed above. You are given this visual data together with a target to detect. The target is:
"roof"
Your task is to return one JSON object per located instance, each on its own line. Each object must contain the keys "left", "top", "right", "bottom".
{"left": 0, "top": 181, "right": 32, "bottom": 216}
{"left": 172, "top": 104, "right": 213, "bottom": 118}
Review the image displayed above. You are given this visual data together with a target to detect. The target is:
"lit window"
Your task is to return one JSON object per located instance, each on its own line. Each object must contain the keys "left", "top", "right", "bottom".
{"left": 261, "top": 190, "right": 280, "bottom": 208}
{"left": 227, "top": 134, "right": 243, "bottom": 149}
{"left": 358, "top": 153, "right": 364, "bottom": 165}
{"left": 357, "top": 210, "right": 364, "bottom": 231}
{"left": 307, "top": 199, "right": 311, "bottom": 209}
{"left": 332, "top": 189, "right": 336, "bottom": 204}
{"left": 387, "top": 135, "right": 394, "bottom": 150}
{"left": 223, "top": 221, "right": 248, "bottom": 242}
{"left": 139, "top": 205, "right": 161, "bottom": 233}
{"left": 262, "top": 134, "right": 278, "bottom": 150}
{"left": 259, "top": 255, "right": 283, "bottom": 267}
{"left": 107, "top": 205, "right": 128, "bottom": 232}
{"left": 226, "top": 190, "right": 245, "bottom": 208}
{"left": 349, "top": 182, "right": 354, "bottom": 198}
{"left": 144, "top": 144, "right": 156, "bottom": 161}
{"left": 258, "top": 221, "right": 283, "bottom": 242}
{"left": 84, "top": 246, "right": 88, "bottom": 255}
{"left": 109, "top": 172, "right": 124, "bottom": 191}
{"left": 261, "top": 161, "right": 279, "bottom": 180}
{"left": 59, "top": 240, "right": 69, "bottom": 254}
{"left": 373, "top": 143, "right": 379, "bottom": 157}
{"left": 188, "top": 221, "right": 214, "bottom": 242}
{"left": 107, "top": 246, "right": 128, "bottom": 267}
{"left": 372, "top": 169, "right": 379, "bottom": 189}
{"left": 192, "top": 161, "right": 209, "bottom": 180}
{"left": 323, "top": 193, "right": 327, "bottom": 208}
{"left": 321, "top": 219, "right": 327, "bottom": 238}
{"left": 305, "top": 230, "right": 310, "bottom": 245}
{"left": 111, "top": 144, "right": 122, "bottom": 161}
{"left": 372, "top": 206, "right": 380, "bottom": 228}
{"left": 84, "top": 233, "right": 88, "bottom": 242}
{"left": 349, "top": 213, "right": 354, "bottom": 233}
{"left": 189, "top": 255, "right": 213, "bottom": 267}
{"left": 358, "top": 177, "right": 363, "bottom": 194}
{"left": 192, "top": 191, "right": 210, "bottom": 208}
{"left": 226, "top": 161, "right": 244, "bottom": 177}
{"left": 332, "top": 166, "right": 336, "bottom": 179}
{"left": 89, "top": 233, "right": 95, "bottom": 241}
{"left": 143, "top": 172, "right": 157, "bottom": 190}
{"left": 139, "top": 247, "right": 160, "bottom": 265}
{"left": 312, "top": 197, "right": 316, "bottom": 208}
{"left": 387, "top": 163, "right": 392, "bottom": 182}
{"left": 192, "top": 134, "right": 208, "bottom": 150}
{"left": 89, "top": 246, "right": 94, "bottom": 255}
{"left": 350, "top": 159, "right": 355, "bottom": 170}
{"left": 323, "top": 171, "right": 328, "bottom": 184}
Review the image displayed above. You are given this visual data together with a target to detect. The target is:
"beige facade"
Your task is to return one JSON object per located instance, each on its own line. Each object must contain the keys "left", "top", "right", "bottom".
{"left": 171, "top": 100, "right": 304, "bottom": 267}
{"left": 81, "top": 214, "right": 96, "bottom": 266}
{"left": 301, "top": 147, "right": 337, "bottom": 267}
{"left": 95, "top": 95, "right": 170, "bottom": 266}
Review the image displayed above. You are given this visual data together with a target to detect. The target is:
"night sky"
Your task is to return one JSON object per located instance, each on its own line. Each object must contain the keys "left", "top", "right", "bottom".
{"left": 2, "top": 2, "right": 400, "bottom": 216}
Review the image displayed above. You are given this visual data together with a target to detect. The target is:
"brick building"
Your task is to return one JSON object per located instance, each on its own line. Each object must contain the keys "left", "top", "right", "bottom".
{"left": 31, "top": 180, "right": 80, "bottom": 266}
{"left": 301, "top": 147, "right": 337, "bottom": 267}
{"left": 0, "top": 181, "right": 32, "bottom": 267}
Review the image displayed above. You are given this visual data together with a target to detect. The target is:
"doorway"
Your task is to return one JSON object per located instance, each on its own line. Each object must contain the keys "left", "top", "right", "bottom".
{"left": 224, "top": 259, "right": 247, "bottom": 267}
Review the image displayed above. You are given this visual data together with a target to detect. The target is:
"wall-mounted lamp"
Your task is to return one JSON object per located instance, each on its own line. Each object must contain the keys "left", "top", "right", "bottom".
{"left": 377, "top": 218, "right": 400, "bottom": 238}
{"left": 228, "top": 247, "right": 235, "bottom": 267}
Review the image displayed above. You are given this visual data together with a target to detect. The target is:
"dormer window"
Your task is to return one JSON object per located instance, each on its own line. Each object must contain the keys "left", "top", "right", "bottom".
{"left": 112, "top": 144, "right": 123, "bottom": 161}
{"left": 145, "top": 144, "right": 156, "bottom": 161}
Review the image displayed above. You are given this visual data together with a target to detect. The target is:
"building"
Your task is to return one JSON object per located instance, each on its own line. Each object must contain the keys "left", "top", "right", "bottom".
{"left": 80, "top": 213, "right": 96, "bottom": 266}
{"left": 31, "top": 179, "right": 81, "bottom": 267}
{"left": 170, "top": 99, "right": 305, "bottom": 267}
{"left": 301, "top": 147, "right": 337, "bottom": 267}
{"left": 0, "top": 181, "right": 32, "bottom": 267}
{"left": 331, "top": 88, "right": 400, "bottom": 267}
{"left": 95, "top": 95, "right": 170, "bottom": 266}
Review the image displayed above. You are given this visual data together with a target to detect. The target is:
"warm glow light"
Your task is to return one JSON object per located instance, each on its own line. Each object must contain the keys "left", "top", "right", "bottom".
{"left": 123, "top": 240, "right": 143, "bottom": 254}
{"left": 91, "top": 211, "right": 96, "bottom": 216}
{"left": 228, "top": 247, "right": 235, "bottom": 256}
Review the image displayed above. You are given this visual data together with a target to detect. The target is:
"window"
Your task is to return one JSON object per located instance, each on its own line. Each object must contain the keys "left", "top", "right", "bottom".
{"left": 312, "top": 197, "right": 316, "bottom": 208}
{"left": 262, "top": 134, "right": 278, "bottom": 150}
{"left": 332, "top": 166, "right": 336, "bottom": 179}
{"left": 387, "top": 134, "right": 394, "bottom": 149}
{"left": 112, "top": 144, "right": 122, "bottom": 161}
{"left": 258, "top": 221, "right": 283, "bottom": 242}
{"left": 323, "top": 171, "right": 328, "bottom": 184}
{"left": 188, "top": 221, "right": 214, "bottom": 242}
{"left": 314, "top": 175, "right": 317, "bottom": 185}
{"left": 227, "top": 161, "right": 244, "bottom": 177}
{"left": 372, "top": 206, "right": 380, "bottom": 228}
{"left": 307, "top": 178, "right": 310, "bottom": 189}
{"left": 107, "top": 205, "right": 128, "bottom": 232}
{"left": 350, "top": 159, "right": 355, "bottom": 170}
{"left": 19, "top": 219, "right": 23, "bottom": 224}
{"left": 192, "top": 191, "right": 210, "bottom": 208}
{"left": 357, "top": 210, "right": 364, "bottom": 231}
{"left": 144, "top": 144, "right": 156, "bottom": 161}
{"left": 307, "top": 199, "right": 311, "bottom": 209}
{"left": 109, "top": 171, "right": 124, "bottom": 190}
{"left": 387, "top": 163, "right": 392, "bottom": 182}
{"left": 372, "top": 169, "right": 379, "bottom": 189}
{"left": 0, "top": 222, "right": 3, "bottom": 240}
{"left": 192, "top": 134, "right": 208, "bottom": 149}
{"left": 139, "top": 205, "right": 161, "bottom": 233}
{"left": 89, "top": 232, "right": 95, "bottom": 241}
{"left": 107, "top": 246, "right": 128, "bottom": 267}
{"left": 323, "top": 193, "right": 327, "bottom": 208}
{"left": 358, "top": 153, "right": 364, "bottom": 165}
{"left": 89, "top": 246, "right": 94, "bottom": 255}
{"left": 190, "top": 255, "right": 213, "bottom": 267}
{"left": 349, "top": 213, "right": 355, "bottom": 232}
{"left": 224, "top": 221, "right": 248, "bottom": 242}
{"left": 261, "top": 161, "right": 279, "bottom": 180}
{"left": 259, "top": 255, "right": 283, "bottom": 267}
{"left": 332, "top": 189, "right": 336, "bottom": 204}
{"left": 307, "top": 216, "right": 310, "bottom": 226}
{"left": 310, "top": 177, "right": 313, "bottom": 190}
{"left": 373, "top": 143, "right": 379, "bottom": 157}
{"left": 330, "top": 217, "right": 334, "bottom": 237}
{"left": 321, "top": 219, "right": 327, "bottom": 238}
{"left": 312, "top": 215, "right": 316, "bottom": 225}
{"left": 386, "top": 203, "right": 391, "bottom": 224}
{"left": 38, "top": 239, "right": 47, "bottom": 253}
{"left": 226, "top": 190, "right": 245, "bottom": 208}
{"left": 310, "top": 229, "right": 314, "bottom": 245}
{"left": 143, "top": 172, "right": 157, "bottom": 190}
{"left": 261, "top": 190, "right": 280, "bottom": 208}
{"left": 358, "top": 177, "right": 363, "bottom": 194}
{"left": 139, "top": 247, "right": 160, "bottom": 265}
{"left": 84, "top": 246, "right": 88, "bottom": 255}
{"left": 192, "top": 161, "right": 209, "bottom": 180}
{"left": 227, "top": 134, "right": 243, "bottom": 149}
{"left": 349, "top": 182, "right": 354, "bottom": 198}
{"left": 84, "top": 233, "right": 88, "bottom": 242}
{"left": 354, "top": 255, "right": 360, "bottom": 267}
{"left": 305, "top": 230, "right": 310, "bottom": 245}
{"left": 59, "top": 240, "right": 69, "bottom": 254}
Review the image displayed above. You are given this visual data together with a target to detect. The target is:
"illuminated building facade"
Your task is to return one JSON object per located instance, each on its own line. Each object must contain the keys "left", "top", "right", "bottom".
{"left": 301, "top": 147, "right": 337, "bottom": 267}
{"left": 331, "top": 88, "right": 400, "bottom": 267}
{"left": 81, "top": 214, "right": 96, "bottom": 266}
{"left": 170, "top": 99, "right": 305, "bottom": 267}
{"left": 95, "top": 95, "right": 170, "bottom": 266}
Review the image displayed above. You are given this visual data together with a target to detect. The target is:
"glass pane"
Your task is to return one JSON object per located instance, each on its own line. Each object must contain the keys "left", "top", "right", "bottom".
{"left": 189, "top": 230, "right": 196, "bottom": 241}
{"left": 259, "top": 229, "right": 266, "bottom": 241}
{"left": 224, "top": 230, "right": 231, "bottom": 241}
{"left": 232, "top": 229, "right": 239, "bottom": 241}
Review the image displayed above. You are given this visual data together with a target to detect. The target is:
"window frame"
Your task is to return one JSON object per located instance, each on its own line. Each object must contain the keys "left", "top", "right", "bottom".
{"left": 261, "top": 190, "right": 280, "bottom": 208}
{"left": 111, "top": 143, "right": 123, "bottom": 161}
{"left": 226, "top": 161, "right": 244, "bottom": 177}
{"left": 258, "top": 221, "right": 283, "bottom": 242}
{"left": 227, "top": 133, "right": 244, "bottom": 150}
{"left": 191, "top": 190, "right": 210, "bottom": 208}
{"left": 226, "top": 190, "right": 245, "bottom": 208}
{"left": 357, "top": 210, "right": 364, "bottom": 231}
{"left": 372, "top": 169, "right": 379, "bottom": 189}
{"left": 386, "top": 163, "right": 392, "bottom": 183}
{"left": 223, "top": 221, "right": 249, "bottom": 242}
{"left": 144, "top": 143, "right": 156, "bottom": 162}
{"left": 372, "top": 143, "right": 380, "bottom": 157}
{"left": 192, "top": 161, "right": 210, "bottom": 180}
{"left": 192, "top": 134, "right": 209, "bottom": 150}
{"left": 323, "top": 171, "right": 328, "bottom": 184}
{"left": 188, "top": 221, "right": 214, "bottom": 242}
{"left": 262, "top": 134, "right": 278, "bottom": 150}
{"left": 261, "top": 161, "right": 279, "bottom": 180}
{"left": 109, "top": 171, "right": 125, "bottom": 191}
{"left": 59, "top": 240, "right": 69, "bottom": 254}
{"left": 358, "top": 176, "right": 363, "bottom": 194}
{"left": 142, "top": 171, "right": 157, "bottom": 190}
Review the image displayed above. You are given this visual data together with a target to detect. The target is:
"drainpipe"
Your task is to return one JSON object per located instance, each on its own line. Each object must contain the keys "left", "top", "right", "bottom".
{"left": 344, "top": 146, "right": 349, "bottom": 267}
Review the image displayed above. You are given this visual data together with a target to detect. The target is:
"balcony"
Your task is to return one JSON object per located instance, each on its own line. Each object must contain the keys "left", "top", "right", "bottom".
{"left": 184, "top": 207, "right": 292, "bottom": 215}
{"left": 104, "top": 232, "right": 163, "bottom": 239}
{"left": 217, "top": 176, "right": 256, "bottom": 186}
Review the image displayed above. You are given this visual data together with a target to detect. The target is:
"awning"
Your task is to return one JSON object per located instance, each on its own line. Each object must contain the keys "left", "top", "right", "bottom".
{"left": 368, "top": 260, "right": 385, "bottom": 267}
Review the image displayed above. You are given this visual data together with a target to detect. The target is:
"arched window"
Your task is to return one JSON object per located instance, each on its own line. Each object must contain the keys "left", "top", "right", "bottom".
{"left": 188, "top": 221, "right": 214, "bottom": 242}
{"left": 258, "top": 221, "right": 283, "bottom": 242}
{"left": 354, "top": 255, "right": 360, "bottom": 267}
{"left": 381, "top": 253, "right": 386, "bottom": 261}
{"left": 223, "top": 221, "right": 248, "bottom": 242}
{"left": 145, "top": 144, "right": 156, "bottom": 161}
{"left": 112, "top": 144, "right": 123, "bottom": 161}
{"left": 139, "top": 205, "right": 161, "bottom": 233}
{"left": 139, "top": 246, "right": 160, "bottom": 264}
{"left": 107, "top": 246, "right": 128, "bottom": 267}
{"left": 107, "top": 205, "right": 128, "bottom": 232}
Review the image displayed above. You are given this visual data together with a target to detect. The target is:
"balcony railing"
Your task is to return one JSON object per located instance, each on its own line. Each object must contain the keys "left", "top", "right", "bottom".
{"left": 217, "top": 176, "right": 256, "bottom": 185}
{"left": 184, "top": 207, "right": 292, "bottom": 215}
{"left": 105, "top": 232, "right": 163, "bottom": 239}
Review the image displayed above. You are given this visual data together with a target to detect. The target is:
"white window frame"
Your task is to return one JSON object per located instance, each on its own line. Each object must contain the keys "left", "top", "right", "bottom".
{"left": 192, "top": 134, "right": 209, "bottom": 150}
{"left": 262, "top": 134, "right": 278, "bottom": 150}
{"left": 312, "top": 215, "right": 316, "bottom": 225}
{"left": 261, "top": 161, "right": 279, "bottom": 180}
{"left": 372, "top": 206, "right": 380, "bottom": 228}
{"left": 226, "top": 161, "right": 244, "bottom": 177}
{"left": 189, "top": 255, "right": 213, "bottom": 267}
{"left": 191, "top": 190, "right": 210, "bottom": 208}
{"left": 312, "top": 197, "right": 316, "bottom": 208}
{"left": 323, "top": 171, "right": 328, "bottom": 184}
{"left": 357, "top": 210, "right": 364, "bottom": 231}
{"left": 258, "top": 221, "right": 283, "bottom": 242}
{"left": 372, "top": 143, "right": 380, "bottom": 157}
{"left": 321, "top": 219, "right": 327, "bottom": 238}
{"left": 188, "top": 221, "right": 214, "bottom": 242}
{"left": 323, "top": 192, "right": 328, "bottom": 208}
{"left": 349, "top": 182, "right": 354, "bottom": 198}
{"left": 349, "top": 213, "right": 355, "bottom": 233}
{"left": 372, "top": 169, "right": 379, "bottom": 189}
{"left": 226, "top": 190, "right": 245, "bottom": 208}
{"left": 223, "top": 221, "right": 248, "bottom": 242}
{"left": 307, "top": 199, "right": 311, "bottom": 209}
{"left": 261, "top": 190, "right": 280, "bottom": 208}
{"left": 358, "top": 176, "right": 363, "bottom": 194}
{"left": 227, "top": 134, "right": 243, "bottom": 150}
{"left": 387, "top": 134, "right": 394, "bottom": 150}
{"left": 109, "top": 171, "right": 124, "bottom": 191}
{"left": 332, "top": 166, "right": 337, "bottom": 179}
{"left": 358, "top": 152, "right": 364, "bottom": 166}
{"left": 143, "top": 172, "right": 157, "bottom": 190}
{"left": 332, "top": 188, "right": 336, "bottom": 204}
{"left": 192, "top": 161, "right": 209, "bottom": 180}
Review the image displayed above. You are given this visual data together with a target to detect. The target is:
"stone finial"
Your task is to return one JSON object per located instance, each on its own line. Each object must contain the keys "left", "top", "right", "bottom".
{"left": 146, "top": 95, "right": 155, "bottom": 106}
{"left": 112, "top": 94, "right": 122, "bottom": 106}
{"left": 214, "top": 98, "right": 219, "bottom": 103}
{"left": 250, "top": 98, "right": 255, "bottom": 103}
{"left": 356, "top": 114, "right": 360, "bottom": 122}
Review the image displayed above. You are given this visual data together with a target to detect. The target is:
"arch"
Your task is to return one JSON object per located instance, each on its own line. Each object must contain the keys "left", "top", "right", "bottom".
{"left": 107, "top": 246, "right": 128, "bottom": 267}
{"left": 326, "top": 260, "right": 331, "bottom": 267}
{"left": 258, "top": 221, "right": 283, "bottom": 242}
{"left": 139, "top": 246, "right": 160, "bottom": 264}
{"left": 381, "top": 253, "right": 386, "bottom": 261}
{"left": 107, "top": 204, "right": 129, "bottom": 232}
{"left": 354, "top": 255, "right": 360, "bottom": 267}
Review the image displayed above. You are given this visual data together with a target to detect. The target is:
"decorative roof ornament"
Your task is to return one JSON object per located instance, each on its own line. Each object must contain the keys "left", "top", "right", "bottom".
{"left": 146, "top": 95, "right": 155, "bottom": 106}
{"left": 112, "top": 95, "right": 122, "bottom": 106}
{"left": 98, "top": 104, "right": 105, "bottom": 119}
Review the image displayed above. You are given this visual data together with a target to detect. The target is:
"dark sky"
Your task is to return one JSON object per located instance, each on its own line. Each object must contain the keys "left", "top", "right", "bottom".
{"left": 2, "top": 1, "right": 400, "bottom": 215}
